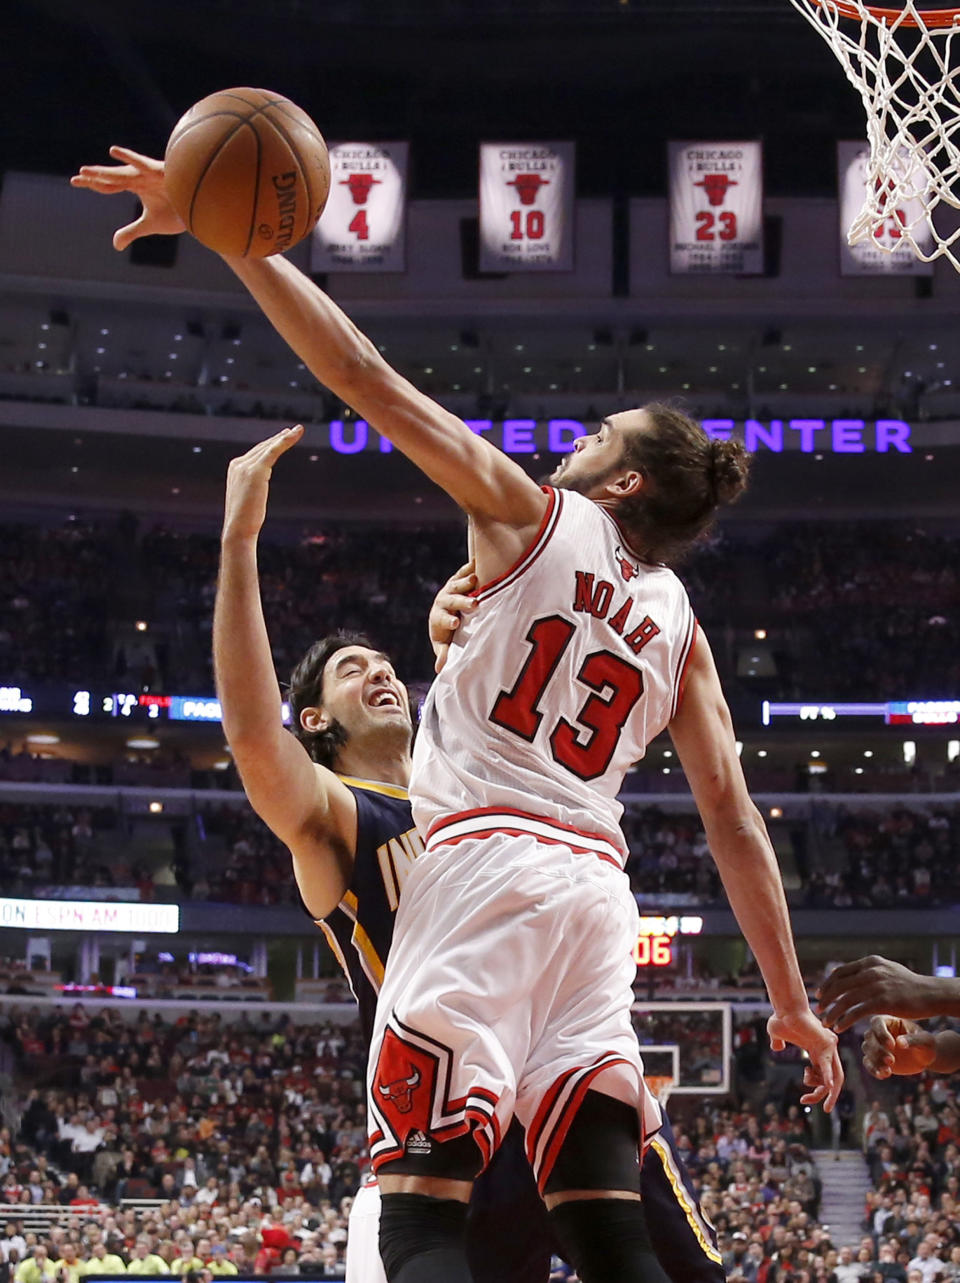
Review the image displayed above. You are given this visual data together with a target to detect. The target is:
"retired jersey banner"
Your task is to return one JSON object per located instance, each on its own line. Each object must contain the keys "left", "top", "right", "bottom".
{"left": 311, "top": 142, "right": 408, "bottom": 272}
{"left": 669, "top": 141, "right": 763, "bottom": 274}
{"left": 837, "top": 142, "right": 934, "bottom": 276}
{"left": 479, "top": 142, "right": 575, "bottom": 272}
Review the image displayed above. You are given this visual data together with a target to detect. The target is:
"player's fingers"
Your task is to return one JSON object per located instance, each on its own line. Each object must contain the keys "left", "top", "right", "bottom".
{"left": 824, "top": 1047, "right": 843, "bottom": 1112}
{"left": 109, "top": 145, "right": 157, "bottom": 171}
{"left": 800, "top": 1082, "right": 828, "bottom": 1105}
{"left": 817, "top": 959, "right": 866, "bottom": 1001}
{"left": 113, "top": 216, "right": 150, "bottom": 252}
{"left": 769, "top": 1035, "right": 785, "bottom": 1053}
{"left": 434, "top": 643, "right": 450, "bottom": 675}
{"left": 437, "top": 593, "right": 475, "bottom": 615}
{"left": 820, "top": 992, "right": 871, "bottom": 1032}
{"left": 241, "top": 426, "right": 301, "bottom": 464}
{"left": 71, "top": 164, "right": 124, "bottom": 181}
{"left": 262, "top": 424, "right": 304, "bottom": 460}
{"left": 867, "top": 1015, "right": 897, "bottom": 1049}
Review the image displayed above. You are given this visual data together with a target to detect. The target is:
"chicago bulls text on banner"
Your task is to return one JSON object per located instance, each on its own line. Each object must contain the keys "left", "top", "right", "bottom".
{"left": 837, "top": 141, "right": 934, "bottom": 278}
{"left": 479, "top": 142, "right": 575, "bottom": 272}
{"left": 668, "top": 141, "right": 764, "bottom": 275}
{"left": 310, "top": 142, "right": 409, "bottom": 273}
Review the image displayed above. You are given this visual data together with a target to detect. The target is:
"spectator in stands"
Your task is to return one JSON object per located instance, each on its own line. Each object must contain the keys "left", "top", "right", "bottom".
{"left": 907, "top": 1242, "right": 942, "bottom": 1283}
{"left": 86, "top": 1243, "right": 126, "bottom": 1275}
{"left": 49, "top": 1243, "right": 80, "bottom": 1283}
{"left": 126, "top": 1240, "right": 167, "bottom": 1275}
{"left": 14, "top": 1248, "right": 53, "bottom": 1283}
{"left": 168, "top": 1243, "right": 201, "bottom": 1277}
{"left": 1, "top": 1230, "right": 25, "bottom": 1265}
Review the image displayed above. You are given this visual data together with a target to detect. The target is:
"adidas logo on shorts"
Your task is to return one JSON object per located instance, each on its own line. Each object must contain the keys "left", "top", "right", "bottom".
{"left": 405, "top": 1130, "right": 432, "bottom": 1155}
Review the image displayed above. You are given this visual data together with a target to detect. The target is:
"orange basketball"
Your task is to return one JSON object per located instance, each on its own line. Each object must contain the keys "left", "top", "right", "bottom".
{"left": 164, "top": 88, "right": 330, "bottom": 258}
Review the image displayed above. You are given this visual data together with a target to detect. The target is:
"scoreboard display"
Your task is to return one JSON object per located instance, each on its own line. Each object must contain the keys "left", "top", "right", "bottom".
{"left": 633, "top": 915, "right": 702, "bottom": 968}
{"left": 0, "top": 684, "right": 289, "bottom": 726}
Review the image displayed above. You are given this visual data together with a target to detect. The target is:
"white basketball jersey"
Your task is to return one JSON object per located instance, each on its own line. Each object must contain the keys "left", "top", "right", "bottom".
{"left": 410, "top": 488, "right": 697, "bottom": 860}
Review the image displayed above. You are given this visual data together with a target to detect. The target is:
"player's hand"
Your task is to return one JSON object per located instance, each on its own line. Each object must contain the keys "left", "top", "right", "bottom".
{"left": 862, "top": 1015, "right": 936, "bottom": 1079}
{"left": 428, "top": 560, "right": 477, "bottom": 674}
{"left": 767, "top": 1008, "right": 843, "bottom": 1111}
{"left": 222, "top": 426, "right": 304, "bottom": 543}
{"left": 70, "top": 146, "right": 185, "bottom": 251}
{"left": 817, "top": 956, "right": 940, "bottom": 1032}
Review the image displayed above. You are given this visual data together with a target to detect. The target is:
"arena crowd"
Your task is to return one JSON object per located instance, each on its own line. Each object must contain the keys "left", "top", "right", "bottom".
{"left": 0, "top": 518, "right": 957, "bottom": 699}
{"left": 0, "top": 1006, "right": 958, "bottom": 1281}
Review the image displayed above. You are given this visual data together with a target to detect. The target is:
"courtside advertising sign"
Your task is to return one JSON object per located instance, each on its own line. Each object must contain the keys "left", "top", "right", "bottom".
{"left": 479, "top": 142, "right": 575, "bottom": 271}
{"left": 311, "top": 142, "right": 408, "bottom": 272}
{"left": 669, "top": 141, "right": 764, "bottom": 274}
{"left": 837, "top": 142, "right": 934, "bottom": 276}
{"left": 0, "top": 898, "right": 179, "bottom": 933}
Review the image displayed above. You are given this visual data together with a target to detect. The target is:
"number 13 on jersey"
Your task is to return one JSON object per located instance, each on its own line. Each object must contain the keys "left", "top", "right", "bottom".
{"left": 490, "top": 615, "right": 644, "bottom": 782}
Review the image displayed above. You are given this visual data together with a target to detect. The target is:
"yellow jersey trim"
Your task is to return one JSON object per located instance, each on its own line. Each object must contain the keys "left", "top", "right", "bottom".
{"left": 649, "top": 1135, "right": 723, "bottom": 1265}
{"left": 337, "top": 773, "right": 409, "bottom": 800}
{"left": 338, "top": 890, "right": 386, "bottom": 989}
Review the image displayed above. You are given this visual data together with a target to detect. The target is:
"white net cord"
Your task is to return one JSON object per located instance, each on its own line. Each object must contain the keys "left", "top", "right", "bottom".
{"left": 789, "top": 0, "right": 960, "bottom": 268}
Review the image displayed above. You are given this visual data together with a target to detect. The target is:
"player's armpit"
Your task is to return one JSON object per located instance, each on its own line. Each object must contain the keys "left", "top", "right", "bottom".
{"left": 288, "top": 766, "right": 359, "bottom": 918}
{"left": 234, "top": 744, "right": 359, "bottom": 919}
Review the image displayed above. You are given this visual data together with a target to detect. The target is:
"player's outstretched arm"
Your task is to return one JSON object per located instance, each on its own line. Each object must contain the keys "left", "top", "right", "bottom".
{"left": 669, "top": 629, "right": 843, "bottom": 1111}
{"left": 817, "top": 955, "right": 960, "bottom": 1032}
{"left": 214, "top": 425, "right": 357, "bottom": 918}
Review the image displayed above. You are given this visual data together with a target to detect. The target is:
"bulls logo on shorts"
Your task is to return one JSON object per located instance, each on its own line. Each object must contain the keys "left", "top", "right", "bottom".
{"left": 369, "top": 1017, "right": 502, "bottom": 1174}
{"left": 372, "top": 1026, "right": 438, "bottom": 1145}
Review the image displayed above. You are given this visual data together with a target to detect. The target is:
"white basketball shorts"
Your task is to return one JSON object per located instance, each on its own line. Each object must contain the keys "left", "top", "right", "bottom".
{"left": 346, "top": 1175, "right": 385, "bottom": 1283}
{"left": 368, "top": 822, "right": 661, "bottom": 1191}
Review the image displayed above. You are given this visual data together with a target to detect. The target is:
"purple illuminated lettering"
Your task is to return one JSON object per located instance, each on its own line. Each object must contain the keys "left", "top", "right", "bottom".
{"left": 329, "top": 420, "right": 368, "bottom": 454}
{"left": 744, "top": 419, "right": 783, "bottom": 452}
{"left": 503, "top": 419, "right": 536, "bottom": 454}
{"left": 378, "top": 434, "right": 393, "bottom": 453}
{"left": 548, "top": 419, "right": 586, "bottom": 453}
{"left": 789, "top": 419, "right": 825, "bottom": 452}
{"left": 875, "top": 419, "right": 912, "bottom": 453}
{"left": 464, "top": 419, "right": 493, "bottom": 436}
{"left": 832, "top": 420, "right": 865, "bottom": 453}
{"left": 702, "top": 419, "right": 734, "bottom": 441}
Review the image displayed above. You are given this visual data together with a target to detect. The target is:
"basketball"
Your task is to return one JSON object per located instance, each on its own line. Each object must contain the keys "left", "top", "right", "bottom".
{"left": 164, "top": 88, "right": 330, "bottom": 258}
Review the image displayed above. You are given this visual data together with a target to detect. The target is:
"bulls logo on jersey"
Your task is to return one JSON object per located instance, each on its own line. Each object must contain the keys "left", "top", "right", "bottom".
{"left": 615, "top": 544, "right": 639, "bottom": 582}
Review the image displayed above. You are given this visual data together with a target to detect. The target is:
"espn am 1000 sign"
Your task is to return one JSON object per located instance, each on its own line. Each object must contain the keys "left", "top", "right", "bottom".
{"left": 311, "top": 142, "right": 409, "bottom": 273}
{"left": 669, "top": 141, "right": 764, "bottom": 275}
{"left": 479, "top": 142, "right": 576, "bottom": 272}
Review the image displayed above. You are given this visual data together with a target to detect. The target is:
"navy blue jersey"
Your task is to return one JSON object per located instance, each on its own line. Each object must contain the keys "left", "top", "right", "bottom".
{"left": 312, "top": 776, "right": 721, "bottom": 1283}
{"left": 311, "top": 776, "right": 422, "bottom": 1046}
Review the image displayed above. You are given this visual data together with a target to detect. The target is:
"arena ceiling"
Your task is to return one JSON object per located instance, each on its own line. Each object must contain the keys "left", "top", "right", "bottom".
{"left": 6, "top": 0, "right": 863, "bottom": 197}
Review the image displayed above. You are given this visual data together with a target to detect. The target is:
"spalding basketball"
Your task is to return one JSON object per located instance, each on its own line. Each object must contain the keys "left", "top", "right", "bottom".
{"left": 164, "top": 88, "right": 330, "bottom": 258}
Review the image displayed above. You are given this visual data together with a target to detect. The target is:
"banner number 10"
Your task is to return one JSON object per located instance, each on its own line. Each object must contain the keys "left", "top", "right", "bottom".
{"left": 510, "top": 210, "right": 546, "bottom": 240}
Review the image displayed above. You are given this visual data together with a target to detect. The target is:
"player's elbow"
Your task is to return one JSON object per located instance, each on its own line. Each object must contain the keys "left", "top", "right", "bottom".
{"left": 700, "top": 783, "right": 764, "bottom": 843}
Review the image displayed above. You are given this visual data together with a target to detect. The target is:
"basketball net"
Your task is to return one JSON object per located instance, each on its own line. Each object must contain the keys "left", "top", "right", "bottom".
{"left": 644, "top": 1074, "right": 675, "bottom": 1107}
{"left": 789, "top": 0, "right": 960, "bottom": 269}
